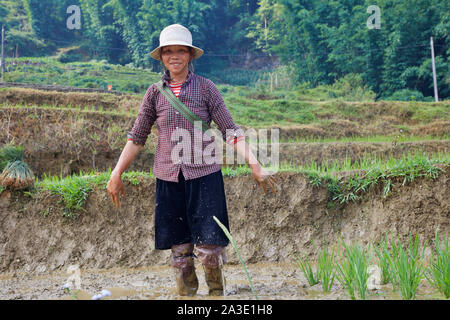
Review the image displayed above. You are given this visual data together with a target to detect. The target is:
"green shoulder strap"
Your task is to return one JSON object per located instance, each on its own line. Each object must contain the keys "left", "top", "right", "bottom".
{"left": 155, "top": 80, "right": 210, "bottom": 133}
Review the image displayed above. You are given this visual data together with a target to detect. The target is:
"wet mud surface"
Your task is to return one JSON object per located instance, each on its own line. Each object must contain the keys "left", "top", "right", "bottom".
{"left": 0, "top": 262, "right": 444, "bottom": 300}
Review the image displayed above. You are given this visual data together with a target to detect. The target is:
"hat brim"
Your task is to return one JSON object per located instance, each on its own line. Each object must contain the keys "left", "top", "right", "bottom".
{"left": 150, "top": 42, "right": 204, "bottom": 61}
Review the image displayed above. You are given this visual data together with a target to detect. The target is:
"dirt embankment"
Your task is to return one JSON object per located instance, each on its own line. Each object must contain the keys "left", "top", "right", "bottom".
{"left": 0, "top": 107, "right": 158, "bottom": 177}
{"left": 0, "top": 164, "right": 448, "bottom": 273}
{"left": 1, "top": 107, "right": 449, "bottom": 178}
{"left": 0, "top": 82, "right": 126, "bottom": 95}
{"left": 1, "top": 88, "right": 449, "bottom": 140}
{"left": 0, "top": 87, "right": 141, "bottom": 112}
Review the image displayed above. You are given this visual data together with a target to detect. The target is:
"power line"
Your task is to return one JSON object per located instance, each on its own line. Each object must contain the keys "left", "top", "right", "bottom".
{"left": 30, "top": 37, "right": 447, "bottom": 58}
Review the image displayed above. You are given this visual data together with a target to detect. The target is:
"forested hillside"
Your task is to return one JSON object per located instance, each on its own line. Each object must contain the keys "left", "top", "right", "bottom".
{"left": 0, "top": 0, "right": 448, "bottom": 100}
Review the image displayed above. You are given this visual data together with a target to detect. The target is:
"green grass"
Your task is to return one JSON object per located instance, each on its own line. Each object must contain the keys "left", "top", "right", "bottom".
{"left": 36, "top": 169, "right": 154, "bottom": 218}
{"left": 276, "top": 133, "right": 450, "bottom": 144}
{"left": 4, "top": 57, "right": 161, "bottom": 94}
{"left": 4, "top": 57, "right": 449, "bottom": 130}
{"left": 26, "top": 151, "right": 448, "bottom": 218}
{"left": 39, "top": 173, "right": 92, "bottom": 219}
{"left": 1, "top": 103, "right": 138, "bottom": 117}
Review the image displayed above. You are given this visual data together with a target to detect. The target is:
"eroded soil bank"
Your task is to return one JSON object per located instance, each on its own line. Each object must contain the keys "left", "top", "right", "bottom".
{"left": 0, "top": 165, "right": 448, "bottom": 275}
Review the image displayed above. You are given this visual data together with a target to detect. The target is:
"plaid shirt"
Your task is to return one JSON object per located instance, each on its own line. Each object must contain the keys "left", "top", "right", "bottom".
{"left": 128, "top": 71, "right": 243, "bottom": 182}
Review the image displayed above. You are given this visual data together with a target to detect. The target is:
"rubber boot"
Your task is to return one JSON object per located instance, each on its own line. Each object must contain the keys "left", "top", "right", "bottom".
{"left": 195, "top": 245, "right": 226, "bottom": 296}
{"left": 171, "top": 243, "right": 198, "bottom": 296}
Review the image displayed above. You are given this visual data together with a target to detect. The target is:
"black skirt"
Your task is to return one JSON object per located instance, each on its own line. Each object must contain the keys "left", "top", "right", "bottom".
{"left": 154, "top": 169, "right": 230, "bottom": 250}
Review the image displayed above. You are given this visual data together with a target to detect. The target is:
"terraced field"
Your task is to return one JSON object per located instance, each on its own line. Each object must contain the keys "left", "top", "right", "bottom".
{"left": 0, "top": 75, "right": 448, "bottom": 300}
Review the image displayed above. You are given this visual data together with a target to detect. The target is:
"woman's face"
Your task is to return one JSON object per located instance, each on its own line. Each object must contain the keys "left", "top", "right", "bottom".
{"left": 161, "top": 45, "right": 192, "bottom": 78}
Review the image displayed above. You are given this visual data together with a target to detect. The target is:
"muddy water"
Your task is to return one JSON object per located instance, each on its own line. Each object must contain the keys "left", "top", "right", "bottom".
{"left": 0, "top": 262, "right": 445, "bottom": 300}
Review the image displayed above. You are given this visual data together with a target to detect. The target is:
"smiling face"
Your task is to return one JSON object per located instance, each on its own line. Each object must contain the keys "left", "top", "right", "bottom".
{"left": 160, "top": 45, "right": 193, "bottom": 80}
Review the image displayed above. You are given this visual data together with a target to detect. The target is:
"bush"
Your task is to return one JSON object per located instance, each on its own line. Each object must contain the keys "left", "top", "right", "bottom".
{"left": 58, "top": 53, "right": 83, "bottom": 63}
{"left": 386, "top": 89, "right": 425, "bottom": 101}
{"left": 5, "top": 30, "right": 55, "bottom": 57}
{"left": 330, "top": 73, "right": 376, "bottom": 101}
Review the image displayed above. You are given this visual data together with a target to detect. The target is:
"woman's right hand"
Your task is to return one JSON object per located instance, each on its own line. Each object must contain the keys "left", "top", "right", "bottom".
{"left": 106, "top": 172, "right": 125, "bottom": 208}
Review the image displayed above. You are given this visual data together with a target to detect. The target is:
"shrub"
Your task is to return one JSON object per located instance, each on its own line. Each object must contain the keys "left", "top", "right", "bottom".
{"left": 386, "top": 89, "right": 425, "bottom": 101}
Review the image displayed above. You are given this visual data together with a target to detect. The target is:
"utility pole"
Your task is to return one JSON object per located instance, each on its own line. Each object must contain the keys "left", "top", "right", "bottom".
{"left": 430, "top": 37, "right": 439, "bottom": 102}
{"left": 1, "top": 25, "right": 4, "bottom": 83}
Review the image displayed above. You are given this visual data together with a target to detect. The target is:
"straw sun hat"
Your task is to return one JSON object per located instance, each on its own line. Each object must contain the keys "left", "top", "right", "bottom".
{"left": 150, "top": 24, "right": 204, "bottom": 61}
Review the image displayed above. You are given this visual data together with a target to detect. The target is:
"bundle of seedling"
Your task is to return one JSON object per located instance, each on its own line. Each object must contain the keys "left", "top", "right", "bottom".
{"left": 0, "top": 144, "right": 34, "bottom": 191}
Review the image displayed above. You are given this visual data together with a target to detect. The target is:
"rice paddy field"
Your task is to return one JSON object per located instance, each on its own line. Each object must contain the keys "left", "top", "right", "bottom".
{"left": 0, "top": 58, "right": 448, "bottom": 300}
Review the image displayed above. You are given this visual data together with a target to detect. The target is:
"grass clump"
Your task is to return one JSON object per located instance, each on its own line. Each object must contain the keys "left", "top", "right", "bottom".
{"left": 39, "top": 173, "right": 93, "bottom": 219}
{"left": 36, "top": 169, "right": 154, "bottom": 219}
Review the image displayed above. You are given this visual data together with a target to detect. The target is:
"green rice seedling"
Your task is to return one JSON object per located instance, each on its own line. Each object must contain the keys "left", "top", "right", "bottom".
{"left": 213, "top": 216, "right": 259, "bottom": 300}
{"left": 335, "top": 240, "right": 371, "bottom": 299}
{"left": 373, "top": 235, "right": 395, "bottom": 285}
{"left": 0, "top": 160, "right": 35, "bottom": 190}
{"left": 347, "top": 243, "right": 370, "bottom": 300}
{"left": 387, "top": 234, "right": 427, "bottom": 300}
{"left": 295, "top": 254, "right": 319, "bottom": 286}
{"left": 335, "top": 242, "right": 356, "bottom": 299}
{"left": 0, "top": 144, "right": 24, "bottom": 171}
{"left": 425, "top": 231, "right": 449, "bottom": 299}
{"left": 317, "top": 243, "right": 335, "bottom": 292}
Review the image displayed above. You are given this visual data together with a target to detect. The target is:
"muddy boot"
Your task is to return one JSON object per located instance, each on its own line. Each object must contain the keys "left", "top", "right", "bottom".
{"left": 171, "top": 243, "right": 198, "bottom": 296}
{"left": 195, "top": 245, "right": 226, "bottom": 296}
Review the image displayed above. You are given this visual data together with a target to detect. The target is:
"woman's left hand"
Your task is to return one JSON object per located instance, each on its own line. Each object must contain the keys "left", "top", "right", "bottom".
{"left": 251, "top": 164, "right": 277, "bottom": 195}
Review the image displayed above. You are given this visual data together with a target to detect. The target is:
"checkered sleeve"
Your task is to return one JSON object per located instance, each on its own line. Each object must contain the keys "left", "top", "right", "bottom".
{"left": 127, "top": 84, "right": 157, "bottom": 146}
{"left": 205, "top": 80, "right": 244, "bottom": 144}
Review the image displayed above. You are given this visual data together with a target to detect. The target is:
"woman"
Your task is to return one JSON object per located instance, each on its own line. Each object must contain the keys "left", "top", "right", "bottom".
{"left": 106, "top": 24, "right": 276, "bottom": 296}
